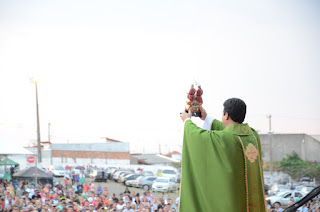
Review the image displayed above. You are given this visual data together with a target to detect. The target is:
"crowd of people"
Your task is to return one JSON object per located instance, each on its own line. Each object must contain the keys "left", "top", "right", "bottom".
{"left": 1, "top": 166, "right": 319, "bottom": 211}
{"left": 0, "top": 178, "right": 179, "bottom": 212}
{"left": 265, "top": 199, "right": 320, "bottom": 212}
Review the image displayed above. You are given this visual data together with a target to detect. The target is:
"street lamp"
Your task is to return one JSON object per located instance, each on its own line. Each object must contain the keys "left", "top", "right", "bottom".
{"left": 267, "top": 115, "right": 273, "bottom": 184}
{"left": 30, "top": 77, "right": 42, "bottom": 163}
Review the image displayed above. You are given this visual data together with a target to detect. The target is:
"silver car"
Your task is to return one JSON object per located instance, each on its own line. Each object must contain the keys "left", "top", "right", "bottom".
{"left": 152, "top": 177, "right": 176, "bottom": 192}
{"left": 131, "top": 176, "right": 145, "bottom": 188}
{"left": 138, "top": 176, "right": 157, "bottom": 191}
{"left": 266, "top": 191, "right": 305, "bottom": 207}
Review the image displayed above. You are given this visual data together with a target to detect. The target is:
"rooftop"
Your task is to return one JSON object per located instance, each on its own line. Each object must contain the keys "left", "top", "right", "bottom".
{"left": 131, "top": 154, "right": 180, "bottom": 165}
{"left": 51, "top": 142, "right": 130, "bottom": 152}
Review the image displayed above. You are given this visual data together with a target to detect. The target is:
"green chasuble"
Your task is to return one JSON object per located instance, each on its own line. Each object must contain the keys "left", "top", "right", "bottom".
{"left": 180, "top": 119, "right": 266, "bottom": 212}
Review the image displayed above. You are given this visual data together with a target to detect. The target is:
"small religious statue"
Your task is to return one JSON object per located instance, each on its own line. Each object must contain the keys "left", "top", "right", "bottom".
{"left": 185, "top": 84, "right": 203, "bottom": 117}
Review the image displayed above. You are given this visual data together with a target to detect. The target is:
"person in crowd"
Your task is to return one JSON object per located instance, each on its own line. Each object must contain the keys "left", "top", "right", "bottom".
{"left": 97, "top": 184, "right": 102, "bottom": 196}
{"left": 32, "top": 190, "right": 41, "bottom": 200}
{"left": 123, "top": 187, "right": 130, "bottom": 196}
{"left": 80, "top": 172, "right": 86, "bottom": 186}
{"left": 123, "top": 201, "right": 134, "bottom": 212}
{"left": 116, "top": 198, "right": 125, "bottom": 211}
{"left": 90, "top": 182, "right": 95, "bottom": 193}
{"left": 0, "top": 175, "right": 182, "bottom": 212}
{"left": 297, "top": 203, "right": 309, "bottom": 212}
{"left": 288, "top": 197, "right": 295, "bottom": 206}
{"left": 296, "top": 193, "right": 303, "bottom": 202}
{"left": 83, "top": 182, "right": 90, "bottom": 194}
{"left": 274, "top": 202, "right": 283, "bottom": 212}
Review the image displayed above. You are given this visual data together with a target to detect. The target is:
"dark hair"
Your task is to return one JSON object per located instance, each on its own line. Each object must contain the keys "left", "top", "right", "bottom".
{"left": 223, "top": 98, "right": 246, "bottom": 123}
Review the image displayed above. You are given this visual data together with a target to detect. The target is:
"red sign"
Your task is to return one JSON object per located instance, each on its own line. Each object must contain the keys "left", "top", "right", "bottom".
{"left": 27, "top": 156, "right": 35, "bottom": 163}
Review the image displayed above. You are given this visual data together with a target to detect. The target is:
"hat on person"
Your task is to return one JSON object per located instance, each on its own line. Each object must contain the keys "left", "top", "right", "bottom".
{"left": 88, "top": 197, "right": 93, "bottom": 202}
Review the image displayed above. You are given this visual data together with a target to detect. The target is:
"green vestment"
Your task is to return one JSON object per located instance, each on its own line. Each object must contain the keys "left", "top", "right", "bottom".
{"left": 180, "top": 119, "right": 266, "bottom": 212}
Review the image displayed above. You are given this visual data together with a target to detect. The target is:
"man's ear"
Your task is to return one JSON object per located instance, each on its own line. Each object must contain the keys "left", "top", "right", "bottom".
{"left": 225, "top": 112, "right": 230, "bottom": 120}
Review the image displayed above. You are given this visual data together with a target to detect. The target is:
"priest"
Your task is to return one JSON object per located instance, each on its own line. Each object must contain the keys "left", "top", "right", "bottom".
{"left": 179, "top": 98, "right": 266, "bottom": 212}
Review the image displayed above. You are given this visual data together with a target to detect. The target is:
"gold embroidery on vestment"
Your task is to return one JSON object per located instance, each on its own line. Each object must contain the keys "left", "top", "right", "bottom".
{"left": 245, "top": 143, "right": 259, "bottom": 163}
{"left": 241, "top": 126, "right": 249, "bottom": 133}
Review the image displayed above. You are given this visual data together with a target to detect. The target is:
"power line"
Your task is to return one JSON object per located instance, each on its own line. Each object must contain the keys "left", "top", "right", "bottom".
{"left": 248, "top": 114, "right": 320, "bottom": 121}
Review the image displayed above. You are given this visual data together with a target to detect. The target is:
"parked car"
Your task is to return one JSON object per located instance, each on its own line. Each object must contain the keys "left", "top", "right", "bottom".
{"left": 88, "top": 167, "right": 101, "bottom": 177}
{"left": 268, "top": 184, "right": 291, "bottom": 196}
{"left": 49, "top": 165, "right": 66, "bottom": 177}
{"left": 109, "top": 169, "right": 119, "bottom": 180}
{"left": 138, "top": 176, "right": 158, "bottom": 191}
{"left": 141, "top": 171, "right": 154, "bottom": 176}
{"left": 123, "top": 174, "right": 141, "bottom": 185}
{"left": 89, "top": 170, "right": 99, "bottom": 178}
{"left": 131, "top": 176, "right": 145, "bottom": 188}
{"left": 113, "top": 170, "right": 134, "bottom": 182}
{"left": 72, "top": 166, "right": 86, "bottom": 175}
{"left": 119, "top": 173, "right": 133, "bottom": 183}
{"left": 157, "top": 169, "right": 179, "bottom": 183}
{"left": 106, "top": 167, "right": 117, "bottom": 179}
{"left": 296, "top": 185, "right": 315, "bottom": 195}
{"left": 94, "top": 170, "right": 107, "bottom": 182}
{"left": 266, "top": 191, "right": 305, "bottom": 207}
{"left": 152, "top": 177, "right": 176, "bottom": 192}
{"left": 299, "top": 177, "right": 314, "bottom": 186}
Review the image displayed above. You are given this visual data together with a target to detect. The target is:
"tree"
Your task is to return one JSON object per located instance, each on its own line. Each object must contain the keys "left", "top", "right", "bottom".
{"left": 280, "top": 151, "right": 320, "bottom": 182}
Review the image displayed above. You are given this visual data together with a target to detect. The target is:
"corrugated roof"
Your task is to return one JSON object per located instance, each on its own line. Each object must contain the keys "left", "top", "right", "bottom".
{"left": 131, "top": 154, "right": 180, "bottom": 165}
{"left": 51, "top": 143, "right": 129, "bottom": 152}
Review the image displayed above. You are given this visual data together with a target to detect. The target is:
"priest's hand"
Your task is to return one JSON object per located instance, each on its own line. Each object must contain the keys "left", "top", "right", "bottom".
{"left": 199, "top": 106, "right": 207, "bottom": 121}
{"left": 180, "top": 109, "right": 191, "bottom": 122}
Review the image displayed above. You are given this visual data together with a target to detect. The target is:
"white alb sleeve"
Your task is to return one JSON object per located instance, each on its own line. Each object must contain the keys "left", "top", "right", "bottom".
{"left": 183, "top": 118, "right": 191, "bottom": 125}
{"left": 202, "top": 115, "right": 214, "bottom": 130}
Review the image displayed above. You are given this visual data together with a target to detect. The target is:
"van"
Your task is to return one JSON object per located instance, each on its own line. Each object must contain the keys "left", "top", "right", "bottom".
{"left": 157, "top": 169, "right": 179, "bottom": 183}
{"left": 49, "top": 165, "right": 66, "bottom": 177}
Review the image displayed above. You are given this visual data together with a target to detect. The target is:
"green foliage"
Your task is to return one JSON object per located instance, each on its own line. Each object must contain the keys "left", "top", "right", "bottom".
{"left": 280, "top": 151, "right": 320, "bottom": 182}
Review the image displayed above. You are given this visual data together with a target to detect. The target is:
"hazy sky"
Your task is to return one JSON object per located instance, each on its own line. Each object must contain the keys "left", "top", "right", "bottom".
{"left": 0, "top": 0, "right": 319, "bottom": 153}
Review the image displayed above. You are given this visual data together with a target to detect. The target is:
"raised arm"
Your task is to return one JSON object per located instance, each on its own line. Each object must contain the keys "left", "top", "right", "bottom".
{"left": 199, "top": 106, "right": 224, "bottom": 131}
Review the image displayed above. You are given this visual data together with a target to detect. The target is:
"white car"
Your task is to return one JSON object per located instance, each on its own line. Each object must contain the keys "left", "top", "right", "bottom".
{"left": 296, "top": 185, "right": 315, "bottom": 195}
{"left": 113, "top": 171, "right": 132, "bottom": 182}
{"left": 49, "top": 165, "right": 66, "bottom": 177}
{"left": 72, "top": 166, "right": 86, "bottom": 175}
{"left": 152, "top": 177, "right": 176, "bottom": 192}
{"left": 157, "top": 169, "right": 179, "bottom": 183}
{"left": 266, "top": 191, "right": 305, "bottom": 207}
{"left": 268, "top": 184, "right": 291, "bottom": 196}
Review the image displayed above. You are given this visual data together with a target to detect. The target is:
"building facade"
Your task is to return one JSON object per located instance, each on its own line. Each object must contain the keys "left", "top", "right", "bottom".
{"left": 259, "top": 133, "right": 320, "bottom": 163}
{"left": 11, "top": 140, "right": 130, "bottom": 169}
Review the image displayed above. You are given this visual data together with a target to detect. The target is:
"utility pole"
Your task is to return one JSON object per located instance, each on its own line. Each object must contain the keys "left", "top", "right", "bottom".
{"left": 48, "top": 123, "right": 51, "bottom": 143}
{"left": 35, "top": 81, "right": 42, "bottom": 163}
{"left": 267, "top": 115, "right": 273, "bottom": 184}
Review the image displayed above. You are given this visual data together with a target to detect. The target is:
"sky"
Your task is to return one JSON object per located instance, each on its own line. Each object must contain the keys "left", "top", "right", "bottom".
{"left": 0, "top": 0, "right": 319, "bottom": 154}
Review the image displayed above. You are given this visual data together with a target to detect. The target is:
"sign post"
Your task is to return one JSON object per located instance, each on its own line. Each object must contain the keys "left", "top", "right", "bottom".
{"left": 27, "top": 156, "right": 35, "bottom": 166}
